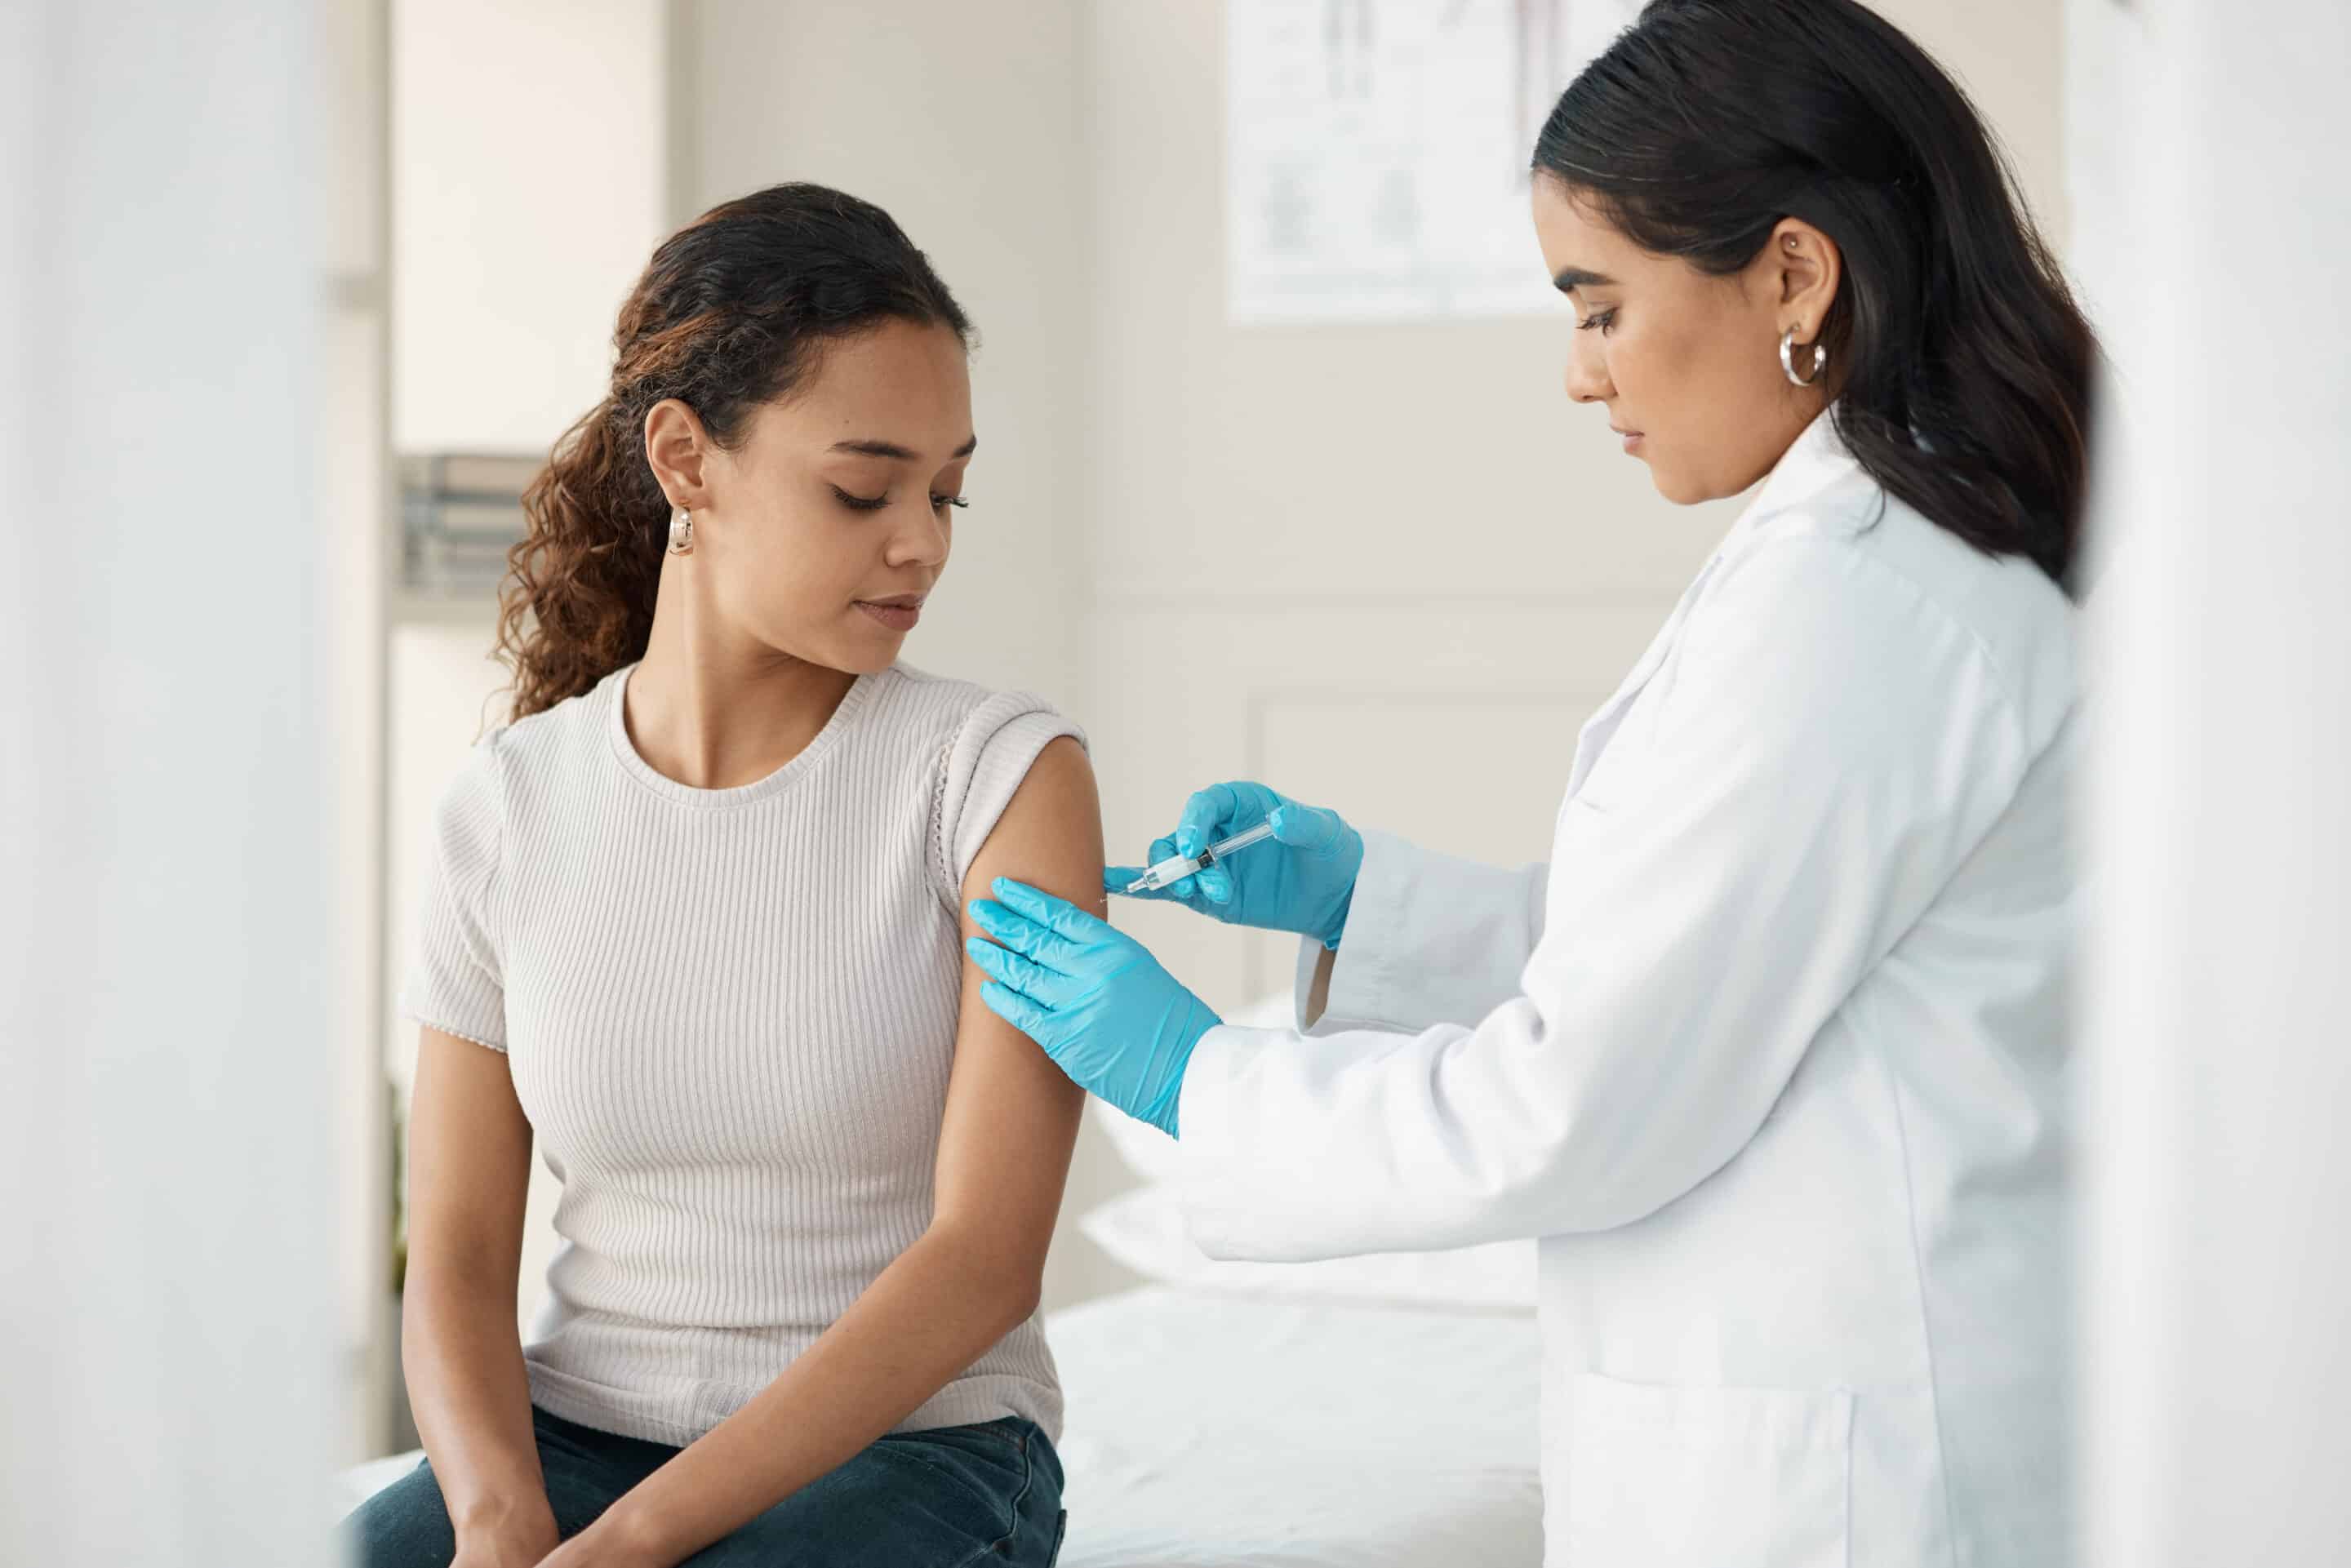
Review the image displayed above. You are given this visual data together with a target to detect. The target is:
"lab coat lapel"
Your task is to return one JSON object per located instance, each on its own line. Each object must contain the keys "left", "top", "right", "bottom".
{"left": 1567, "top": 557, "right": 1718, "bottom": 797}
{"left": 1567, "top": 410, "right": 1862, "bottom": 800}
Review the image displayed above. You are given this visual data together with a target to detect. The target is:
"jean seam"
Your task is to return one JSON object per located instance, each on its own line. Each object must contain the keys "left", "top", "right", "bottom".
{"left": 947, "top": 1422, "right": 1037, "bottom": 1567}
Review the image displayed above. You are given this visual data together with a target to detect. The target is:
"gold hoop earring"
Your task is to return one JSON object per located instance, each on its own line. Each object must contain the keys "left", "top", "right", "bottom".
{"left": 668, "top": 504, "right": 694, "bottom": 555}
{"left": 1780, "top": 326, "right": 1827, "bottom": 389}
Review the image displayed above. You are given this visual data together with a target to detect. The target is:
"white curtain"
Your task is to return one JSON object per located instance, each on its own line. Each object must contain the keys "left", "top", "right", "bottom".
{"left": 0, "top": 2, "right": 347, "bottom": 1561}
{"left": 2075, "top": 0, "right": 2351, "bottom": 1561}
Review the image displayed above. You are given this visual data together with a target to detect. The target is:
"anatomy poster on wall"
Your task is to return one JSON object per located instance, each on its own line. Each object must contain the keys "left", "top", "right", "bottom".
{"left": 1226, "top": 0, "right": 1638, "bottom": 323}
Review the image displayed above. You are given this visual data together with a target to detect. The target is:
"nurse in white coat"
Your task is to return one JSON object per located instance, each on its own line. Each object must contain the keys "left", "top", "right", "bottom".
{"left": 969, "top": 2, "right": 2097, "bottom": 1562}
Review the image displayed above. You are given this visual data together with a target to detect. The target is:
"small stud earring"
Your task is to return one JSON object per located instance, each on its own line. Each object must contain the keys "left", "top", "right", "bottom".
{"left": 668, "top": 504, "right": 694, "bottom": 555}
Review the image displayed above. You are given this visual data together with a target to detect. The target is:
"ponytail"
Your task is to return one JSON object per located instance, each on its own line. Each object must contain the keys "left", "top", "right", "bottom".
{"left": 495, "top": 182, "right": 971, "bottom": 721}
{"left": 498, "top": 399, "right": 669, "bottom": 720}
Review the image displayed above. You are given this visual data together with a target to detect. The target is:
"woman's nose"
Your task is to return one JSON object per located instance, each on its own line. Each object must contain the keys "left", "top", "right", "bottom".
{"left": 888, "top": 504, "right": 951, "bottom": 568}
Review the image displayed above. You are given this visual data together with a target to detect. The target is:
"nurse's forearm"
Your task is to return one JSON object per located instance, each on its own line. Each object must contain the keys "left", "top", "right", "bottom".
{"left": 1306, "top": 944, "right": 1336, "bottom": 1027}
{"left": 584, "top": 1226, "right": 1039, "bottom": 1562}
{"left": 1308, "top": 832, "right": 1551, "bottom": 1033}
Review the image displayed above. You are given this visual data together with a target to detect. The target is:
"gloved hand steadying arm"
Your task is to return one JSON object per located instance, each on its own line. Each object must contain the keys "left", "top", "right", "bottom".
{"left": 1105, "top": 780, "right": 1365, "bottom": 949}
{"left": 967, "top": 878, "right": 1221, "bottom": 1137}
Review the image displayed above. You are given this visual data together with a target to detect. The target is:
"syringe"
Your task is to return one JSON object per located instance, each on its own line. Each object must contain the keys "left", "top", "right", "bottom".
{"left": 1121, "top": 820, "right": 1278, "bottom": 895}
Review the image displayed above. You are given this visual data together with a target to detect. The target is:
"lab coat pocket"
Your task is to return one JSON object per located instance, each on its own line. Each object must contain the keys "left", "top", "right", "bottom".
{"left": 1565, "top": 1371, "right": 1853, "bottom": 1568}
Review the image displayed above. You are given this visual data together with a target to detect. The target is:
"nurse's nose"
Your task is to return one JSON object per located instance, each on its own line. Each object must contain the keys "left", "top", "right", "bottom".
{"left": 1564, "top": 344, "right": 1612, "bottom": 405}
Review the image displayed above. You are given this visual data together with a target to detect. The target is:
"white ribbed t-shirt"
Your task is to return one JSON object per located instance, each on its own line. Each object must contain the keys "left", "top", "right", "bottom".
{"left": 401, "top": 661, "right": 1083, "bottom": 1447}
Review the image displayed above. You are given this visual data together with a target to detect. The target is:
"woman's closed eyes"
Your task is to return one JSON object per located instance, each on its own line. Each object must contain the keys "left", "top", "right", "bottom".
{"left": 831, "top": 485, "right": 970, "bottom": 515}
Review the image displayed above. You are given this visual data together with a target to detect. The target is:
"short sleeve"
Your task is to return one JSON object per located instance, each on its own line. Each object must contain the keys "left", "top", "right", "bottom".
{"left": 931, "top": 691, "right": 1087, "bottom": 908}
{"left": 400, "top": 737, "right": 509, "bottom": 1051}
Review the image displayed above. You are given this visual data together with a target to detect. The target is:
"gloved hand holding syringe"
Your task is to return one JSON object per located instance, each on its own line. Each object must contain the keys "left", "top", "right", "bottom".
{"left": 968, "top": 780, "right": 1367, "bottom": 1137}
{"left": 1104, "top": 782, "right": 1365, "bottom": 951}
{"left": 1120, "top": 820, "right": 1278, "bottom": 894}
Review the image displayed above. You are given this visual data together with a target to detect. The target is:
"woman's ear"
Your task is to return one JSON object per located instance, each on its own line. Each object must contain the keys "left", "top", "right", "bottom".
{"left": 643, "top": 398, "right": 714, "bottom": 509}
{"left": 1769, "top": 219, "right": 1842, "bottom": 346}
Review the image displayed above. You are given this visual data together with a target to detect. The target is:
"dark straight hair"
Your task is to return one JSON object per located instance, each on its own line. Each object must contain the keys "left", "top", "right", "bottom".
{"left": 1535, "top": 0, "right": 2096, "bottom": 594}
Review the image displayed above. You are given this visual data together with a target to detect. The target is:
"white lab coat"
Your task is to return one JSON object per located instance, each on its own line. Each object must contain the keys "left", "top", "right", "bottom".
{"left": 1174, "top": 411, "right": 2078, "bottom": 1568}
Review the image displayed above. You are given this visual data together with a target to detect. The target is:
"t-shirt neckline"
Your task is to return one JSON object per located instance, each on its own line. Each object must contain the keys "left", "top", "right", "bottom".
{"left": 602, "top": 661, "right": 882, "bottom": 809}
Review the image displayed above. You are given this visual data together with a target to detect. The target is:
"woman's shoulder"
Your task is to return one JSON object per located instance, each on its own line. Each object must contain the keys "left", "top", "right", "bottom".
{"left": 429, "top": 672, "right": 615, "bottom": 828}
{"left": 497, "top": 670, "right": 620, "bottom": 755}
{"left": 875, "top": 666, "right": 1089, "bottom": 900}
{"left": 872, "top": 664, "right": 1082, "bottom": 752}
{"left": 424, "top": 728, "right": 511, "bottom": 885}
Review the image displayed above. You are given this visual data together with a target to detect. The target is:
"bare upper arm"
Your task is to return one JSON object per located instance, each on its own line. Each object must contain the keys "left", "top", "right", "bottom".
{"left": 931, "top": 735, "right": 1100, "bottom": 1272}
{"left": 405, "top": 1025, "right": 534, "bottom": 1290}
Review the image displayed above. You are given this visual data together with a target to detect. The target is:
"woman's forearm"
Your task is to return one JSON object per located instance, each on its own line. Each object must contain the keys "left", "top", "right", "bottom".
{"left": 589, "top": 1226, "right": 1040, "bottom": 1562}
{"left": 402, "top": 1263, "right": 553, "bottom": 1541}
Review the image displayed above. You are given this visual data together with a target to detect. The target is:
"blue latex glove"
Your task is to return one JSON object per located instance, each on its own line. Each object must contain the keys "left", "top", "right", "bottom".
{"left": 1106, "top": 781, "right": 1364, "bottom": 949}
{"left": 967, "top": 877, "right": 1220, "bottom": 1137}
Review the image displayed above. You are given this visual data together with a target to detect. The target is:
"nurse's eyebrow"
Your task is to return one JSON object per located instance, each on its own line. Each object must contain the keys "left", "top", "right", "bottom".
{"left": 829, "top": 436, "right": 980, "bottom": 460}
{"left": 1552, "top": 267, "right": 1615, "bottom": 294}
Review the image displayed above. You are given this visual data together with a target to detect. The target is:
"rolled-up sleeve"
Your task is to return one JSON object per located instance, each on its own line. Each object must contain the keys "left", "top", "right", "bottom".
{"left": 1291, "top": 830, "right": 1549, "bottom": 1036}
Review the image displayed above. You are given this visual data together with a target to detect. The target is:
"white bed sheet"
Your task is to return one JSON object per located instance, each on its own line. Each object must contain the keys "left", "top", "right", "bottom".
{"left": 335, "top": 1286, "right": 1544, "bottom": 1566}
{"left": 1051, "top": 1286, "right": 1542, "bottom": 1568}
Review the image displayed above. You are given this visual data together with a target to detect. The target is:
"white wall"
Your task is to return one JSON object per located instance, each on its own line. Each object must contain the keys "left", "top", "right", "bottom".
{"left": 0, "top": 1, "right": 345, "bottom": 1558}
{"left": 393, "top": 0, "right": 668, "bottom": 454}
{"left": 679, "top": 0, "right": 1092, "bottom": 703}
{"left": 2072, "top": 0, "right": 2351, "bottom": 1561}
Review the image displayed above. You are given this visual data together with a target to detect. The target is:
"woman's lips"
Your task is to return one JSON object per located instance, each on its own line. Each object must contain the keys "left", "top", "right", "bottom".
{"left": 854, "top": 598, "right": 923, "bottom": 632}
{"left": 1612, "top": 426, "right": 1645, "bottom": 455}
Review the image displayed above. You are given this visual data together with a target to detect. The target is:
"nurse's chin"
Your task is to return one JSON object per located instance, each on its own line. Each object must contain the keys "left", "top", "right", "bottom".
{"left": 1642, "top": 466, "right": 1700, "bottom": 506}
{"left": 1644, "top": 460, "right": 1728, "bottom": 508}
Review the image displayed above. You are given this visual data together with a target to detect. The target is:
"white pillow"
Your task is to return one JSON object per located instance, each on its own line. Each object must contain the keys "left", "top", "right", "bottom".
{"left": 1081, "top": 992, "right": 1538, "bottom": 1313}
{"left": 1089, "top": 1095, "right": 1184, "bottom": 1190}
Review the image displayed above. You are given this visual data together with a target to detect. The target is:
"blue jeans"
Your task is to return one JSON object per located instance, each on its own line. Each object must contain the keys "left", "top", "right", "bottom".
{"left": 344, "top": 1406, "right": 1067, "bottom": 1567}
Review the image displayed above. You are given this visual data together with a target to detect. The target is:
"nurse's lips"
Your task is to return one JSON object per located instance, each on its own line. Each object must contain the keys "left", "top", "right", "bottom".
{"left": 854, "top": 593, "right": 925, "bottom": 632}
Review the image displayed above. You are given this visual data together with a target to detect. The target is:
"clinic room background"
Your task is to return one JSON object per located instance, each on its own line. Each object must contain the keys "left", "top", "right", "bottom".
{"left": 7, "top": 0, "right": 2348, "bottom": 1563}
{"left": 380, "top": 0, "right": 2066, "bottom": 1389}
